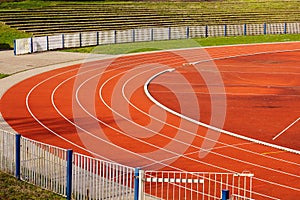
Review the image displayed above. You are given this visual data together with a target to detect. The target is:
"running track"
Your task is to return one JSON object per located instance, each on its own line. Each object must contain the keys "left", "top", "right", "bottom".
{"left": 1, "top": 42, "right": 300, "bottom": 199}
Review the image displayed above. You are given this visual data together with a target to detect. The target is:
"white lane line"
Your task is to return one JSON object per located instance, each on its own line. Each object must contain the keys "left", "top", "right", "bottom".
{"left": 151, "top": 91, "right": 300, "bottom": 97}
{"left": 273, "top": 117, "right": 300, "bottom": 141}
{"left": 108, "top": 65, "right": 300, "bottom": 195}
{"left": 25, "top": 62, "right": 114, "bottom": 160}
{"left": 23, "top": 47, "right": 300, "bottom": 200}
{"left": 145, "top": 70, "right": 300, "bottom": 157}
{"left": 121, "top": 64, "right": 300, "bottom": 169}
{"left": 119, "top": 65, "right": 300, "bottom": 194}
{"left": 191, "top": 48, "right": 300, "bottom": 66}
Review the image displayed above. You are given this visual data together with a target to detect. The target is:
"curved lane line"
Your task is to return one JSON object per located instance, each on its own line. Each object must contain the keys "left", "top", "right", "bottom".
{"left": 96, "top": 60, "right": 300, "bottom": 196}
{"left": 144, "top": 68, "right": 300, "bottom": 155}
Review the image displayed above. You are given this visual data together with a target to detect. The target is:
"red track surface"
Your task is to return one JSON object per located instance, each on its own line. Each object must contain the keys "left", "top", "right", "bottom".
{"left": 1, "top": 42, "right": 300, "bottom": 199}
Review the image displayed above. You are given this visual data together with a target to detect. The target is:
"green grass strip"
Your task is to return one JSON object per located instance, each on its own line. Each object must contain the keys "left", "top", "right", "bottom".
{"left": 0, "top": 73, "right": 9, "bottom": 79}
{"left": 64, "top": 34, "right": 300, "bottom": 55}
{"left": 0, "top": 22, "right": 32, "bottom": 50}
{"left": 0, "top": 171, "right": 65, "bottom": 200}
{"left": 0, "top": 0, "right": 59, "bottom": 10}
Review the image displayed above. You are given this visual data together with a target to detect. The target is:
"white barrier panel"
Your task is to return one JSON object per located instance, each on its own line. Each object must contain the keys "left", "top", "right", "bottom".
{"left": 20, "top": 137, "right": 68, "bottom": 196}
{"left": 209, "top": 25, "right": 225, "bottom": 37}
{"left": 117, "top": 29, "right": 133, "bottom": 43}
{"left": 14, "top": 23, "right": 300, "bottom": 55}
{"left": 267, "top": 23, "right": 285, "bottom": 34}
{"left": 227, "top": 24, "right": 244, "bottom": 36}
{"left": 135, "top": 28, "right": 152, "bottom": 42}
{"left": 81, "top": 32, "right": 98, "bottom": 47}
{"left": 72, "top": 153, "right": 135, "bottom": 200}
{"left": 64, "top": 33, "right": 80, "bottom": 48}
{"left": 15, "top": 38, "right": 31, "bottom": 55}
{"left": 171, "top": 26, "right": 187, "bottom": 40}
{"left": 48, "top": 34, "right": 63, "bottom": 50}
{"left": 140, "top": 171, "right": 254, "bottom": 200}
{"left": 0, "top": 130, "right": 15, "bottom": 175}
{"left": 33, "top": 36, "right": 47, "bottom": 52}
{"left": 287, "top": 22, "right": 300, "bottom": 34}
{"left": 189, "top": 25, "right": 206, "bottom": 38}
{"left": 99, "top": 30, "right": 115, "bottom": 45}
{"left": 247, "top": 24, "right": 264, "bottom": 35}
{"left": 152, "top": 27, "right": 169, "bottom": 41}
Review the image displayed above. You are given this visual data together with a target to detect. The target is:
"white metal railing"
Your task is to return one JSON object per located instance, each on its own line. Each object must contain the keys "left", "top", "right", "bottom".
{"left": 0, "top": 129, "right": 136, "bottom": 199}
{"left": 72, "top": 153, "right": 135, "bottom": 200}
{"left": 0, "top": 129, "right": 254, "bottom": 200}
{"left": 14, "top": 22, "right": 300, "bottom": 55}
{"left": 0, "top": 129, "right": 15, "bottom": 175}
{"left": 20, "top": 137, "right": 68, "bottom": 196}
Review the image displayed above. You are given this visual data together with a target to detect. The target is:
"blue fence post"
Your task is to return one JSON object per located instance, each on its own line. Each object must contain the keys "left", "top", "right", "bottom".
{"left": 224, "top": 24, "right": 227, "bottom": 37}
{"left": 46, "top": 36, "right": 49, "bottom": 51}
{"left": 134, "top": 168, "right": 140, "bottom": 200}
{"left": 132, "top": 29, "right": 135, "bottom": 42}
{"left": 114, "top": 30, "right": 117, "bottom": 44}
{"left": 30, "top": 37, "right": 33, "bottom": 53}
{"left": 66, "top": 149, "right": 73, "bottom": 200}
{"left": 205, "top": 25, "right": 208, "bottom": 37}
{"left": 96, "top": 31, "right": 99, "bottom": 46}
{"left": 284, "top": 22, "right": 287, "bottom": 34}
{"left": 79, "top": 33, "right": 82, "bottom": 47}
{"left": 244, "top": 24, "right": 247, "bottom": 35}
{"left": 168, "top": 27, "right": 171, "bottom": 40}
{"left": 264, "top": 23, "right": 267, "bottom": 35}
{"left": 62, "top": 34, "right": 65, "bottom": 49}
{"left": 222, "top": 189, "right": 229, "bottom": 200}
{"left": 15, "top": 134, "right": 21, "bottom": 180}
{"left": 13, "top": 39, "right": 16, "bottom": 56}
{"left": 151, "top": 28, "right": 154, "bottom": 41}
{"left": 186, "top": 26, "right": 190, "bottom": 39}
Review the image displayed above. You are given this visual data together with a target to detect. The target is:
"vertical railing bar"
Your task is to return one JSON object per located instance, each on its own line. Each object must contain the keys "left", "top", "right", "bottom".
{"left": 112, "top": 163, "right": 116, "bottom": 199}
{"left": 15, "top": 134, "right": 21, "bottom": 180}
{"left": 81, "top": 155, "right": 84, "bottom": 200}
{"left": 185, "top": 172, "right": 187, "bottom": 200}
{"left": 167, "top": 171, "right": 170, "bottom": 200}
{"left": 161, "top": 172, "right": 164, "bottom": 199}
{"left": 244, "top": 175, "right": 247, "bottom": 198}
{"left": 250, "top": 175, "right": 253, "bottom": 200}
{"left": 214, "top": 174, "right": 217, "bottom": 199}
{"left": 66, "top": 149, "right": 73, "bottom": 200}
{"left": 79, "top": 154, "right": 82, "bottom": 200}
{"left": 95, "top": 159, "right": 98, "bottom": 199}
{"left": 106, "top": 162, "right": 109, "bottom": 198}
{"left": 84, "top": 156, "right": 87, "bottom": 199}
{"left": 93, "top": 159, "right": 96, "bottom": 199}
{"left": 116, "top": 164, "right": 119, "bottom": 198}
{"left": 123, "top": 167, "right": 127, "bottom": 200}
{"left": 100, "top": 160, "right": 103, "bottom": 199}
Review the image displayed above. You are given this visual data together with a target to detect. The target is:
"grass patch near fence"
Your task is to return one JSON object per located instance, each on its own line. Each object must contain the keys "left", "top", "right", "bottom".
{"left": 0, "top": 73, "right": 9, "bottom": 79}
{"left": 0, "top": 22, "right": 32, "bottom": 50}
{"left": 64, "top": 34, "right": 300, "bottom": 55}
{"left": 0, "top": 171, "right": 65, "bottom": 200}
{"left": 195, "top": 34, "right": 300, "bottom": 47}
{"left": 64, "top": 39, "right": 201, "bottom": 54}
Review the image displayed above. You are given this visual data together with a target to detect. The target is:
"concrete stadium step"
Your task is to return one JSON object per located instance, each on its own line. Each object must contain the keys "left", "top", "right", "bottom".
{"left": 1, "top": 1, "right": 299, "bottom": 36}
